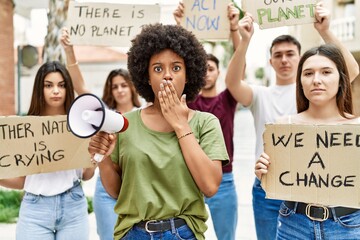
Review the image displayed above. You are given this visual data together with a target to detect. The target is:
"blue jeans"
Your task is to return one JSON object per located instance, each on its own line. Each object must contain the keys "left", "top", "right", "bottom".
{"left": 16, "top": 181, "right": 89, "bottom": 240}
{"left": 122, "top": 218, "right": 196, "bottom": 240}
{"left": 93, "top": 174, "right": 118, "bottom": 240}
{"left": 205, "top": 172, "right": 238, "bottom": 240}
{"left": 277, "top": 202, "right": 360, "bottom": 239}
{"left": 252, "top": 178, "right": 282, "bottom": 240}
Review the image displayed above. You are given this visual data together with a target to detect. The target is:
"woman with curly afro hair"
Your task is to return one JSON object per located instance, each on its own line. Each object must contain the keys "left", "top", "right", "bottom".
{"left": 88, "top": 23, "right": 229, "bottom": 240}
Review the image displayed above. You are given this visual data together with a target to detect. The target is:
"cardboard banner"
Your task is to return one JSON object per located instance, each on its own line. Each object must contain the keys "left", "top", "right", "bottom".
{"left": 0, "top": 115, "right": 92, "bottom": 179}
{"left": 263, "top": 124, "right": 360, "bottom": 208}
{"left": 242, "top": 0, "right": 317, "bottom": 29}
{"left": 180, "top": 0, "right": 231, "bottom": 41}
{"left": 67, "top": 1, "right": 160, "bottom": 47}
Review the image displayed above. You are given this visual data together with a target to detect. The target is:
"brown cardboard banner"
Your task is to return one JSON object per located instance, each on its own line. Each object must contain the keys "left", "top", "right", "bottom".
{"left": 242, "top": 0, "right": 317, "bottom": 29}
{"left": 181, "top": 0, "right": 231, "bottom": 41}
{"left": 263, "top": 124, "right": 360, "bottom": 208}
{"left": 67, "top": 1, "right": 160, "bottom": 47}
{"left": 0, "top": 115, "right": 92, "bottom": 179}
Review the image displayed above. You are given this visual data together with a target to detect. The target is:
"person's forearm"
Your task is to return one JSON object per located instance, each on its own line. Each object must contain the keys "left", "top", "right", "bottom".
{"left": 231, "top": 28, "right": 241, "bottom": 51}
{"left": 64, "top": 47, "right": 77, "bottom": 65}
{"left": 319, "top": 29, "right": 359, "bottom": 82}
{"left": 64, "top": 47, "right": 89, "bottom": 94}
{"left": 225, "top": 37, "right": 253, "bottom": 106}
{"left": 0, "top": 177, "right": 25, "bottom": 189}
{"left": 174, "top": 124, "right": 222, "bottom": 197}
{"left": 98, "top": 157, "right": 121, "bottom": 199}
{"left": 82, "top": 165, "right": 97, "bottom": 181}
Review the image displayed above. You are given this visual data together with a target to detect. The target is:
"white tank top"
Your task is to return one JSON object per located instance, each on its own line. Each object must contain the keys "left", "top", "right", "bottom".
{"left": 24, "top": 169, "right": 81, "bottom": 196}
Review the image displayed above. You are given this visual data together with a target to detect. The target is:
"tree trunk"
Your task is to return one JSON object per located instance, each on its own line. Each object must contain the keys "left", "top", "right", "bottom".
{"left": 43, "top": 0, "right": 69, "bottom": 64}
{"left": 0, "top": 0, "right": 15, "bottom": 115}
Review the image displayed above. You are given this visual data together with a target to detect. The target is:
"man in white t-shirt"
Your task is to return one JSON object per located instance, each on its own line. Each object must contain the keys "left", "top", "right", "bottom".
{"left": 225, "top": 3, "right": 359, "bottom": 240}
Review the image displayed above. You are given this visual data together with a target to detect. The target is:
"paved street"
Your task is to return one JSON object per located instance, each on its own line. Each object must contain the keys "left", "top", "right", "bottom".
{"left": 231, "top": 108, "right": 257, "bottom": 240}
{"left": 0, "top": 109, "right": 257, "bottom": 239}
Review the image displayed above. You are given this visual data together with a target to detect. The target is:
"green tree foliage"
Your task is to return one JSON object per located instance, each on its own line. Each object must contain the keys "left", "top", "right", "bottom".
{"left": 255, "top": 67, "right": 265, "bottom": 79}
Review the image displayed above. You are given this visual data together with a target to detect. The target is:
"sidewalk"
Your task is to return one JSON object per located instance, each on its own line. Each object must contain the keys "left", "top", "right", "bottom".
{"left": 0, "top": 109, "right": 257, "bottom": 240}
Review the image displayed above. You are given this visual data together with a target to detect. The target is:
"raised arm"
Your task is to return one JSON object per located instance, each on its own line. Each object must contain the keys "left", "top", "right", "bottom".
{"left": 225, "top": 13, "right": 254, "bottom": 107}
{"left": 228, "top": 3, "right": 241, "bottom": 50}
{"left": 60, "top": 28, "right": 90, "bottom": 95}
{"left": 314, "top": 2, "right": 359, "bottom": 82}
{"left": 173, "top": 1, "right": 184, "bottom": 26}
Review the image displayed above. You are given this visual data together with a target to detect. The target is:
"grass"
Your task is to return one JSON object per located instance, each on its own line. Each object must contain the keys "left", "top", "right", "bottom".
{"left": 86, "top": 196, "right": 94, "bottom": 214}
{"left": 0, "top": 190, "right": 94, "bottom": 223}
{"left": 0, "top": 190, "right": 22, "bottom": 223}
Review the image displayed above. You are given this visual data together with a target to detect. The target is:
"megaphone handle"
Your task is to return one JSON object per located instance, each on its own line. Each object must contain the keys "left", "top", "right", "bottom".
{"left": 93, "top": 153, "right": 104, "bottom": 162}
{"left": 93, "top": 130, "right": 111, "bottom": 162}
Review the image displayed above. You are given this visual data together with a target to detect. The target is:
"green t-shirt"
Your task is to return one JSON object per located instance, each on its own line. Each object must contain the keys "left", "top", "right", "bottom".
{"left": 111, "top": 109, "right": 229, "bottom": 239}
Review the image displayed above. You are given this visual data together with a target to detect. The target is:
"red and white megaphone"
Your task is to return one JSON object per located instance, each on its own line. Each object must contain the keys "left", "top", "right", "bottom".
{"left": 67, "top": 93, "right": 128, "bottom": 162}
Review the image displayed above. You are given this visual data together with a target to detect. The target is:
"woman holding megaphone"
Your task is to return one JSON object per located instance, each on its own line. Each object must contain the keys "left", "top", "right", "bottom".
{"left": 88, "top": 23, "right": 229, "bottom": 240}
{"left": 61, "top": 28, "right": 142, "bottom": 240}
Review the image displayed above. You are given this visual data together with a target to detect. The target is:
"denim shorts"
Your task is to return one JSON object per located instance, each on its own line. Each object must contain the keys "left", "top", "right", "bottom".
{"left": 277, "top": 201, "right": 360, "bottom": 240}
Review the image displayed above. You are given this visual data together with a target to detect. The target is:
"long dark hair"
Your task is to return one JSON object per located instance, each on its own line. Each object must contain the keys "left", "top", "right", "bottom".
{"left": 28, "top": 61, "right": 75, "bottom": 116}
{"left": 101, "top": 68, "right": 141, "bottom": 109}
{"left": 296, "top": 44, "right": 353, "bottom": 117}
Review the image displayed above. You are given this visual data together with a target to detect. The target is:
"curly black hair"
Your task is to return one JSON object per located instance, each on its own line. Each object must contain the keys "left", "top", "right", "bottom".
{"left": 127, "top": 23, "right": 207, "bottom": 102}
